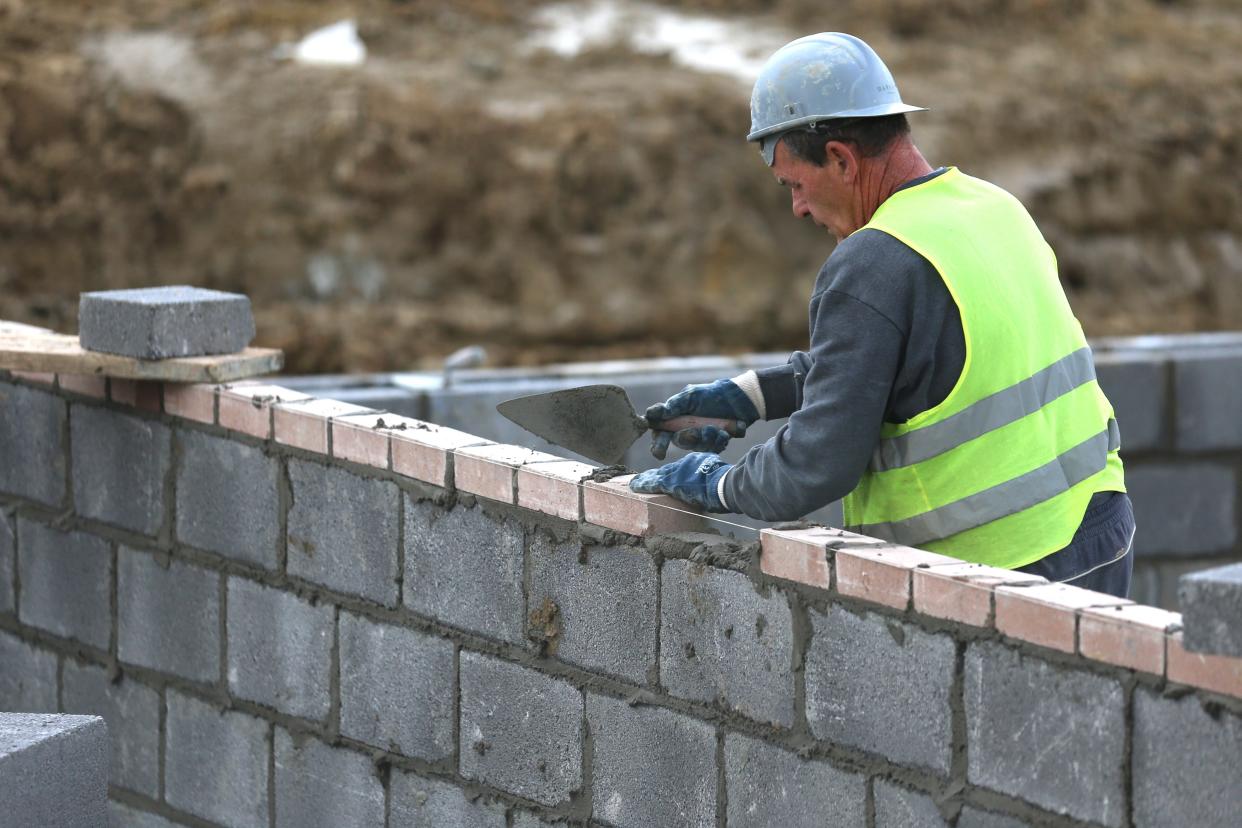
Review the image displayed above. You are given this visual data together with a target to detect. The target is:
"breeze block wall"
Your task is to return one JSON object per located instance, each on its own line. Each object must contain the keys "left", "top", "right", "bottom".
{"left": 2, "top": 369, "right": 1242, "bottom": 828}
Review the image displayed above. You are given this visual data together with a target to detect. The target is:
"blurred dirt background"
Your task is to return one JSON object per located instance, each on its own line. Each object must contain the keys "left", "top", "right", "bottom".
{"left": 2, "top": 0, "right": 1241, "bottom": 373}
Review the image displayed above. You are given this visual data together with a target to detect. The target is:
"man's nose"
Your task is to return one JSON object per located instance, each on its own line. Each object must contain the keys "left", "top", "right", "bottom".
{"left": 791, "top": 192, "right": 809, "bottom": 219}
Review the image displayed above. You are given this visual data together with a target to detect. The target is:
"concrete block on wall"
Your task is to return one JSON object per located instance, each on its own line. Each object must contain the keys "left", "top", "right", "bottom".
{"left": 1095, "top": 354, "right": 1167, "bottom": 452}
{"left": 404, "top": 501, "right": 525, "bottom": 644}
{"left": 965, "top": 641, "right": 1125, "bottom": 826}
{"left": 274, "top": 730, "right": 384, "bottom": 828}
{"left": 587, "top": 692, "right": 716, "bottom": 828}
{"left": 109, "top": 801, "right": 181, "bottom": 827}
{"left": 0, "top": 632, "right": 58, "bottom": 712}
{"left": 286, "top": 459, "right": 399, "bottom": 606}
{"left": 459, "top": 651, "right": 583, "bottom": 806}
{"left": 873, "top": 780, "right": 948, "bottom": 828}
{"left": 165, "top": 690, "right": 269, "bottom": 828}
{"left": 661, "top": 560, "right": 795, "bottom": 727}
{"left": 0, "top": 381, "right": 66, "bottom": 507}
{"left": 806, "top": 607, "right": 954, "bottom": 774}
{"left": 389, "top": 772, "right": 507, "bottom": 828}
{"left": 724, "top": 733, "right": 865, "bottom": 828}
{"left": 338, "top": 611, "right": 454, "bottom": 761}
{"left": 0, "top": 713, "right": 108, "bottom": 828}
{"left": 71, "top": 405, "right": 171, "bottom": 535}
{"left": 1, "top": 512, "right": 15, "bottom": 615}
{"left": 1132, "top": 689, "right": 1242, "bottom": 827}
{"left": 527, "top": 536, "right": 657, "bottom": 683}
{"left": 228, "top": 578, "right": 333, "bottom": 721}
{"left": 1174, "top": 351, "right": 1242, "bottom": 451}
{"left": 16, "top": 519, "right": 110, "bottom": 650}
{"left": 1179, "top": 563, "right": 1242, "bottom": 657}
{"left": 117, "top": 546, "right": 219, "bottom": 684}
{"left": 61, "top": 661, "right": 160, "bottom": 799}
{"left": 1126, "top": 463, "right": 1236, "bottom": 557}
{"left": 176, "top": 430, "right": 280, "bottom": 568}
{"left": 955, "top": 806, "right": 1031, "bottom": 828}
{"left": 78, "top": 286, "right": 254, "bottom": 359}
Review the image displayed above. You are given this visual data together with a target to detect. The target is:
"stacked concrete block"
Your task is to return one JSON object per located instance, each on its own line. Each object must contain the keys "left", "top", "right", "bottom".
{"left": 0, "top": 381, "right": 66, "bottom": 506}
{"left": 0, "top": 632, "right": 58, "bottom": 712}
{"left": 527, "top": 535, "right": 657, "bottom": 681}
{"left": 273, "top": 730, "right": 385, "bottom": 828}
{"left": 78, "top": 286, "right": 254, "bottom": 359}
{"left": 1094, "top": 353, "right": 1168, "bottom": 451}
{"left": 724, "top": 734, "right": 865, "bottom": 827}
{"left": 286, "top": 459, "right": 400, "bottom": 605}
{"left": 16, "top": 519, "right": 110, "bottom": 650}
{"left": 404, "top": 501, "right": 526, "bottom": 644}
{"left": 71, "top": 405, "right": 171, "bottom": 535}
{"left": 0, "top": 713, "right": 108, "bottom": 828}
{"left": 117, "top": 546, "right": 219, "bottom": 683}
{"left": 1179, "top": 563, "right": 1242, "bottom": 656}
{"left": 61, "top": 661, "right": 160, "bottom": 799}
{"left": 389, "top": 772, "right": 507, "bottom": 828}
{"left": 1126, "top": 463, "right": 1236, "bottom": 557}
{"left": 1173, "top": 350, "right": 1242, "bottom": 452}
{"left": 176, "top": 430, "right": 281, "bottom": 568}
{"left": 661, "top": 560, "right": 795, "bottom": 727}
{"left": 339, "top": 611, "right": 455, "bottom": 760}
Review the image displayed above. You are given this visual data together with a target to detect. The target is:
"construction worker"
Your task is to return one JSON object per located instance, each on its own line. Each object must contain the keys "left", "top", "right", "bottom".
{"left": 631, "top": 32, "right": 1135, "bottom": 598}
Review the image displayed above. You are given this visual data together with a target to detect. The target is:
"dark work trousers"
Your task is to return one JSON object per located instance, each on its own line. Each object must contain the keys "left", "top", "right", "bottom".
{"left": 1017, "top": 491, "right": 1136, "bottom": 599}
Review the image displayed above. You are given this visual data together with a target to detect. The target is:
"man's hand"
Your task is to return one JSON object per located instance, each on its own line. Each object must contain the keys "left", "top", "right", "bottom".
{"left": 629, "top": 452, "right": 732, "bottom": 513}
{"left": 646, "top": 378, "right": 760, "bottom": 459}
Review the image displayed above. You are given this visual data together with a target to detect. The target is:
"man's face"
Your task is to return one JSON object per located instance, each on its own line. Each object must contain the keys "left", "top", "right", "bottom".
{"left": 770, "top": 139, "right": 854, "bottom": 241}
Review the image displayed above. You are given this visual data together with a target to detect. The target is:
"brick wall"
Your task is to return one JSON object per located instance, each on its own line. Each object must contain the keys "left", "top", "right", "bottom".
{"left": 2, "top": 370, "right": 1242, "bottom": 827}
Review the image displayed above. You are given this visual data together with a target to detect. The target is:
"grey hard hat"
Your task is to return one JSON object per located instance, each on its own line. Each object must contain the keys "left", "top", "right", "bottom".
{"left": 748, "top": 32, "right": 926, "bottom": 166}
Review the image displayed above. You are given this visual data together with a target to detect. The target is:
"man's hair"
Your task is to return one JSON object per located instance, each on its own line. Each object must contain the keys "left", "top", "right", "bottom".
{"left": 780, "top": 114, "right": 911, "bottom": 165}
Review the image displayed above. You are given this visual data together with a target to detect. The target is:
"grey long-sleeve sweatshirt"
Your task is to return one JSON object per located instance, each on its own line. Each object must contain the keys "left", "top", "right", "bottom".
{"left": 721, "top": 169, "right": 968, "bottom": 521}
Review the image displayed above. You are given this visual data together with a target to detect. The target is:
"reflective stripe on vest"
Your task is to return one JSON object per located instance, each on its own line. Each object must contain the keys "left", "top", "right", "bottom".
{"left": 870, "top": 346, "right": 1097, "bottom": 472}
{"left": 854, "top": 419, "right": 1120, "bottom": 547}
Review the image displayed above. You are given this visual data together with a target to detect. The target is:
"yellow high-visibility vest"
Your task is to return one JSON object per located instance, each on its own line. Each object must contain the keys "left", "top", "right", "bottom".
{"left": 841, "top": 167, "right": 1125, "bottom": 568}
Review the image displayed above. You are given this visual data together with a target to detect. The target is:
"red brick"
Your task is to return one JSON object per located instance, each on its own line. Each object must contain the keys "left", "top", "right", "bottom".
{"left": 57, "top": 373, "right": 108, "bottom": 399}
{"left": 1079, "top": 604, "right": 1180, "bottom": 675}
{"left": 517, "top": 460, "right": 595, "bottom": 521}
{"left": 9, "top": 370, "right": 55, "bottom": 386}
{"left": 390, "top": 424, "right": 489, "bottom": 487}
{"left": 835, "top": 543, "right": 959, "bottom": 611}
{"left": 913, "top": 563, "right": 1045, "bottom": 628}
{"left": 453, "top": 444, "right": 562, "bottom": 504}
{"left": 163, "top": 383, "right": 218, "bottom": 424}
{"left": 109, "top": 379, "right": 163, "bottom": 412}
{"left": 331, "top": 413, "right": 401, "bottom": 469}
{"left": 995, "top": 582, "right": 1131, "bottom": 653}
{"left": 220, "top": 384, "right": 312, "bottom": 439}
{"left": 759, "top": 528, "right": 837, "bottom": 590}
{"left": 272, "top": 397, "right": 368, "bottom": 453}
{"left": 1167, "top": 631, "right": 1242, "bottom": 699}
{"left": 583, "top": 475, "right": 706, "bottom": 537}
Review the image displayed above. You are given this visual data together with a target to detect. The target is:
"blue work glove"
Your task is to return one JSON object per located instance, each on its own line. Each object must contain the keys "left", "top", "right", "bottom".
{"left": 629, "top": 452, "right": 732, "bottom": 513}
{"left": 645, "top": 378, "right": 760, "bottom": 460}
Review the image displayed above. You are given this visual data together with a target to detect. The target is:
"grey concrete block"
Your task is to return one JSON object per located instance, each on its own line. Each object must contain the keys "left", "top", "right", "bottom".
{"left": 62, "top": 660, "right": 160, "bottom": 798}
{"left": 0, "top": 632, "right": 58, "bottom": 711}
{"left": 79, "top": 286, "right": 255, "bottom": 359}
{"left": 338, "top": 611, "right": 454, "bottom": 760}
{"left": 965, "top": 642, "right": 1125, "bottom": 826}
{"left": 512, "top": 811, "right": 570, "bottom": 827}
{"left": 587, "top": 692, "right": 716, "bottom": 828}
{"left": 404, "top": 500, "right": 525, "bottom": 644}
{"left": 286, "top": 459, "right": 399, "bottom": 606}
{"left": 274, "top": 729, "right": 384, "bottom": 828}
{"left": 806, "top": 607, "right": 954, "bottom": 774}
{"left": 389, "top": 772, "right": 507, "bottom": 828}
{"left": 1, "top": 512, "right": 15, "bottom": 615}
{"left": 0, "top": 713, "right": 108, "bottom": 828}
{"left": 725, "top": 733, "right": 865, "bottom": 828}
{"left": 955, "top": 807, "right": 1031, "bottom": 828}
{"left": 1174, "top": 351, "right": 1242, "bottom": 451}
{"left": 459, "top": 651, "right": 583, "bottom": 806}
{"left": 873, "top": 780, "right": 947, "bottom": 828}
{"left": 71, "top": 404, "right": 171, "bottom": 535}
{"left": 661, "top": 560, "right": 794, "bottom": 727}
{"left": 1126, "top": 463, "right": 1236, "bottom": 557}
{"left": 0, "top": 381, "right": 66, "bottom": 506}
{"left": 176, "top": 430, "right": 280, "bottom": 568}
{"left": 227, "top": 577, "right": 333, "bottom": 720}
{"left": 109, "top": 802, "right": 180, "bottom": 828}
{"left": 1095, "top": 354, "right": 1167, "bottom": 452}
{"left": 1179, "top": 563, "right": 1242, "bottom": 657}
{"left": 118, "top": 546, "right": 219, "bottom": 683}
{"left": 1133, "top": 689, "right": 1242, "bottom": 827}
{"left": 528, "top": 536, "right": 657, "bottom": 682}
{"left": 16, "top": 519, "right": 110, "bottom": 649}
{"left": 165, "top": 690, "right": 269, "bottom": 828}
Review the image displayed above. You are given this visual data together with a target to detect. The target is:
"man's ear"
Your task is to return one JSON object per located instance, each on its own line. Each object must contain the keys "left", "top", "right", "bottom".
{"left": 823, "top": 140, "right": 858, "bottom": 182}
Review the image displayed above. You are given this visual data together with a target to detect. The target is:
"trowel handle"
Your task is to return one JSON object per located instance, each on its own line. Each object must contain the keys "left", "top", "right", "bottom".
{"left": 656, "top": 416, "right": 746, "bottom": 436}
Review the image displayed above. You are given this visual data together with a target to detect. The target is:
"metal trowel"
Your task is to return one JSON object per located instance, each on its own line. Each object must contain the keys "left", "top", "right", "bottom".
{"left": 496, "top": 384, "right": 745, "bottom": 465}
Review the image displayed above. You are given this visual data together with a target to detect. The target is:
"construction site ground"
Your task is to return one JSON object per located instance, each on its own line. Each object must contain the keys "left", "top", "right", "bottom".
{"left": 3, "top": 0, "right": 1241, "bottom": 373}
